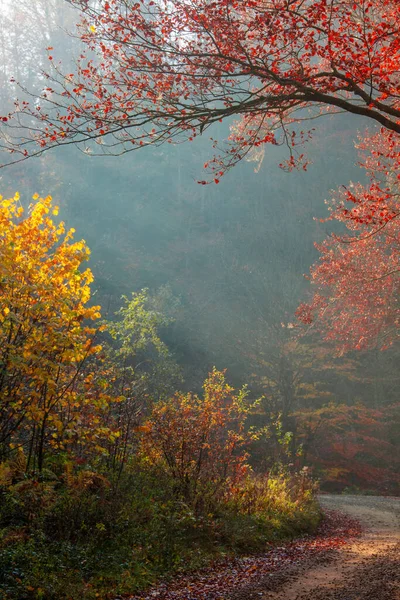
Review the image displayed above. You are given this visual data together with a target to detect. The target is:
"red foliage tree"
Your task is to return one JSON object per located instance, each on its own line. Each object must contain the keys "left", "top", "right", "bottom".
{"left": 296, "top": 128, "right": 400, "bottom": 351}
{"left": 1, "top": 0, "right": 399, "bottom": 179}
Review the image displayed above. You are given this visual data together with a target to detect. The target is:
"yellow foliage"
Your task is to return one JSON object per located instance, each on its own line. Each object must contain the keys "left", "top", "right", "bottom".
{"left": 0, "top": 462, "right": 13, "bottom": 487}
{"left": 0, "top": 193, "right": 115, "bottom": 467}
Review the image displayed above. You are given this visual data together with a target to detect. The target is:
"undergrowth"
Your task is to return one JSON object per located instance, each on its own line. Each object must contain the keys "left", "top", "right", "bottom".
{"left": 0, "top": 463, "right": 320, "bottom": 600}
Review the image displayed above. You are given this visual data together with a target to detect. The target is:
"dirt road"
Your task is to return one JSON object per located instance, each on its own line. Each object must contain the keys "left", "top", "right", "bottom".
{"left": 231, "top": 494, "right": 400, "bottom": 600}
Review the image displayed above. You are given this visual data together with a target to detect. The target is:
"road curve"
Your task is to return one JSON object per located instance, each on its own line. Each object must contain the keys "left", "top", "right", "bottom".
{"left": 227, "top": 495, "right": 400, "bottom": 600}
{"left": 233, "top": 494, "right": 400, "bottom": 600}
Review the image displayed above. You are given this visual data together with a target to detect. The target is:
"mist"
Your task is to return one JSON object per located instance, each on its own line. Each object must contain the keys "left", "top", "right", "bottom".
{"left": 0, "top": 0, "right": 398, "bottom": 495}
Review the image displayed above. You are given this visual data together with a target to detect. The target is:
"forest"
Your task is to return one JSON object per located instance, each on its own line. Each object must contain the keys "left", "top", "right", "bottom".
{"left": 0, "top": 1, "right": 399, "bottom": 599}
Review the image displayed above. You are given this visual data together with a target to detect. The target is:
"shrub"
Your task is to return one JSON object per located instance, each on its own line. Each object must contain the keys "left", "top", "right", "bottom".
{"left": 139, "top": 368, "right": 257, "bottom": 510}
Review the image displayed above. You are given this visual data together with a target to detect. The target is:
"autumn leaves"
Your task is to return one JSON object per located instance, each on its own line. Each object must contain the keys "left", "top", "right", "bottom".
{"left": 0, "top": 195, "right": 256, "bottom": 487}
{"left": 0, "top": 193, "right": 108, "bottom": 470}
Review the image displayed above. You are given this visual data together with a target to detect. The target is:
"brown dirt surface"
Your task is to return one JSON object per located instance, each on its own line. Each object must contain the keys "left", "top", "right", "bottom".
{"left": 230, "top": 494, "right": 400, "bottom": 600}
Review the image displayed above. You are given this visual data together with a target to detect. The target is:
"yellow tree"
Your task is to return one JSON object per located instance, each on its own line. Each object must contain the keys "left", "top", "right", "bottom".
{"left": 0, "top": 192, "right": 105, "bottom": 471}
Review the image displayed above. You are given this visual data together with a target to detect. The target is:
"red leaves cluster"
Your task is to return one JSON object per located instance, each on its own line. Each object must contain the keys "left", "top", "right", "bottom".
{"left": 2, "top": 0, "right": 400, "bottom": 176}
{"left": 297, "top": 128, "right": 400, "bottom": 352}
